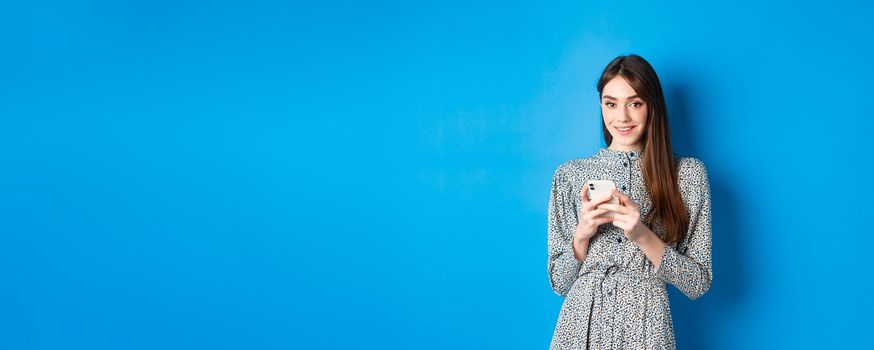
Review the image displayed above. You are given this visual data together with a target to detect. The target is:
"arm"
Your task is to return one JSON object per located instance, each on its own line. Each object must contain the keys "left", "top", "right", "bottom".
{"left": 654, "top": 160, "right": 713, "bottom": 300}
{"left": 573, "top": 238, "right": 591, "bottom": 262}
{"left": 546, "top": 166, "right": 583, "bottom": 297}
{"left": 634, "top": 228, "right": 666, "bottom": 271}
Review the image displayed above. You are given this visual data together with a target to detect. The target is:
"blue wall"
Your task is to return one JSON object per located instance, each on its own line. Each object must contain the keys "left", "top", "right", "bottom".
{"left": 2, "top": 0, "right": 872, "bottom": 348}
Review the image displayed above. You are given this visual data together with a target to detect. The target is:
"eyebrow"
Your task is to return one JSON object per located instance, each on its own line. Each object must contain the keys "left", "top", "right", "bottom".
{"left": 602, "top": 95, "right": 640, "bottom": 100}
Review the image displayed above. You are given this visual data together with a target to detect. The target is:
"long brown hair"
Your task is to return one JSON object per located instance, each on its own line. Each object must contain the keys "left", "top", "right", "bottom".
{"left": 597, "top": 54, "right": 688, "bottom": 245}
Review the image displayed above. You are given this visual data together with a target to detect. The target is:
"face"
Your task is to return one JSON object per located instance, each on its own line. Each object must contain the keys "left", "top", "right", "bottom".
{"left": 600, "top": 76, "right": 647, "bottom": 151}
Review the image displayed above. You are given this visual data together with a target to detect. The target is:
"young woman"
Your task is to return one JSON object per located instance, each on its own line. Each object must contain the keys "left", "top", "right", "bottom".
{"left": 546, "top": 54, "right": 712, "bottom": 350}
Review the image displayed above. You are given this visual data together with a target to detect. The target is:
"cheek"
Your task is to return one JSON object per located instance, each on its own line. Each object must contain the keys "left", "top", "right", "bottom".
{"left": 635, "top": 108, "right": 648, "bottom": 124}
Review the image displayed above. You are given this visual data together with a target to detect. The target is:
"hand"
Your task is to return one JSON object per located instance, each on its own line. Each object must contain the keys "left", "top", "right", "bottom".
{"left": 573, "top": 185, "right": 616, "bottom": 243}
{"left": 596, "top": 188, "right": 647, "bottom": 242}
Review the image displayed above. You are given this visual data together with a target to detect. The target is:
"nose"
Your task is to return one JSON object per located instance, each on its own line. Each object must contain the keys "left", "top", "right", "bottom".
{"left": 619, "top": 107, "right": 632, "bottom": 121}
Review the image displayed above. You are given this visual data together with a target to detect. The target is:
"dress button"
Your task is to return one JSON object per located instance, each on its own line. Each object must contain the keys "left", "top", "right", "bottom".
{"left": 616, "top": 237, "right": 622, "bottom": 243}
{"left": 623, "top": 162, "right": 628, "bottom": 167}
{"left": 621, "top": 185, "right": 626, "bottom": 191}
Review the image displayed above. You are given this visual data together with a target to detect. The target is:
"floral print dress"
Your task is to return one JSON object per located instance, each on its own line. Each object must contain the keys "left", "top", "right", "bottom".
{"left": 547, "top": 147, "right": 713, "bottom": 350}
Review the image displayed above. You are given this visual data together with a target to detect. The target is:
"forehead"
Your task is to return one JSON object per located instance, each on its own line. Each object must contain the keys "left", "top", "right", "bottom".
{"left": 602, "top": 76, "right": 638, "bottom": 98}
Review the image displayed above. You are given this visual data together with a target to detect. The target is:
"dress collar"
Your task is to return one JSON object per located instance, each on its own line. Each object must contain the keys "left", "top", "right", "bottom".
{"left": 596, "top": 146, "right": 643, "bottom": 159}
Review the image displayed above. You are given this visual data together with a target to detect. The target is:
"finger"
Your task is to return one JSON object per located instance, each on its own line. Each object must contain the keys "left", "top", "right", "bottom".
{"left": 595, "top": 203, "right": 627, "bottom": 214}
{"left": 593, "top": 217, "right": 614, "bottom": 226}
{"left": 611, "top": 215, "right": 627, "bottom": 225}
{"left": 582, "top": 192, "right": 613, "bottom": 213}
{"left": 611, "top": 188, "right": 638, "bottom": 208}
{"left": 583, "top": 207, "right": 605, "bottom": 218}
{"left": 580, "top": 189, "right": 595, "bottom": 212}
{"left": 610, "top": 188, "right": 629, "bottom": 202}
{"left": 584, "top": 208, "right": 612, "bottom": 221}
{"left": 591, "top": 193, "right": 615, "bottom": 207}
{"left": 609, "top": 211, "right": 636, "bottom": 226}
{"left": 587, "top": 214, "right": 614, "bottom": 225}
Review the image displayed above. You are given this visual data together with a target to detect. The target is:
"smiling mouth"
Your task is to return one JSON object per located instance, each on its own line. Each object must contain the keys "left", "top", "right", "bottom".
{"left": 615, "top": 125, "right": 636, "bottom": 133}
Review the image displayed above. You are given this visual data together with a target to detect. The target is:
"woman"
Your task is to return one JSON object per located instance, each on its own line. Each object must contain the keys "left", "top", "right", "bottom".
{"left": 547, "top": 54, "right": 712, "bottom": 350}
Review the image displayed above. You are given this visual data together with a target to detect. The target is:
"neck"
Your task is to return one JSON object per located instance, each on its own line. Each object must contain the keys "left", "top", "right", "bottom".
{"left": 607, "top": 143, "right": 643, "bottom": 152}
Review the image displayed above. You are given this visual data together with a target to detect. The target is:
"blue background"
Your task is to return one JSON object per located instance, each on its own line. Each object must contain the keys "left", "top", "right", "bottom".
{"left": 2, "top": 0, "right": 873, "bottom": 348}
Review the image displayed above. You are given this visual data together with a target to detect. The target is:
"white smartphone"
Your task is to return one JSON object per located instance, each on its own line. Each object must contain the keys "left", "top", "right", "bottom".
{"left": 584, "top": 180, "right": 620, "bottom": 216}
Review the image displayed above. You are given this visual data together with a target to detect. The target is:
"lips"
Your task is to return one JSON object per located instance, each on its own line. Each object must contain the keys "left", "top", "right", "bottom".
{"left": 615, "top": 125, "right": 636, "bottom": 135}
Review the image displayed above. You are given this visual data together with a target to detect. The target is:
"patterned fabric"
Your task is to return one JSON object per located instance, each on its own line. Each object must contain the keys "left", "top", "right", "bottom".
{"left": 547, "top": 147, "right": 712, "bottom": 350}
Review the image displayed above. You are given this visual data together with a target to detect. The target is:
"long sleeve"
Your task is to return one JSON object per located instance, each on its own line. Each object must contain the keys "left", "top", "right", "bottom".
{"left": 546, "top": 166, "right": 583, "bottom": 297}
{"left": 654, "top": 159, "right": 713, "bottom": 300}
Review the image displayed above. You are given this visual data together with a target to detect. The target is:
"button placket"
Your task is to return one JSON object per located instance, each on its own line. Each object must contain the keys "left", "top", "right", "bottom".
{"left": 619, "top": 152, "right": 634, "bottom": 267}
{"left": 624, "top": 153, "right": 631, "bottom": 204}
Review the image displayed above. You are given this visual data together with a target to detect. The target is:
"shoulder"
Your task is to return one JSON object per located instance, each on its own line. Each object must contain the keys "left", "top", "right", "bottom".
{"left": 676, "top": 155, "right": 708, "bottom": 178}
{"left": 675, "top": 155, "right": 710, "bottom": 191}
{"left": 552, "top": 152, "right": 604, "bottom": 182}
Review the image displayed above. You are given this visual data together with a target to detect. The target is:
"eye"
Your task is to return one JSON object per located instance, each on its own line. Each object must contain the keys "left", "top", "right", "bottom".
{"left": 630, "top": 101, "right": 643, "bottom": 108}
{"left": 604, "top": 102, "right": 615, "bottom": 108}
